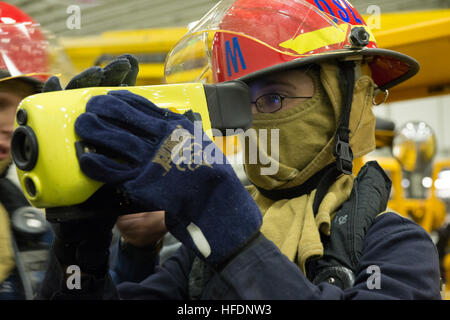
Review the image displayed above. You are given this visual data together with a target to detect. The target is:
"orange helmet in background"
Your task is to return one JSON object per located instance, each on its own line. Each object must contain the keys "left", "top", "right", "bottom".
{"left": 165, "top": 0, "right": 419, "bottom": 91}
{"left": 0, "top": 1, "right": 52, "bottom": 91}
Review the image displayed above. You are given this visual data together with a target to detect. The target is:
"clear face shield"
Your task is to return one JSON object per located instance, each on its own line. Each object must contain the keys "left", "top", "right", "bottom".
{"left": 164, "top": 0, "right": 375, "bottom": 84}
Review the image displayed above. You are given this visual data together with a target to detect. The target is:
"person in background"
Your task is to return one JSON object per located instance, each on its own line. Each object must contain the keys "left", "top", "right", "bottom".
{"left": 0, "top": 2, "right": 57, "bottom": 299}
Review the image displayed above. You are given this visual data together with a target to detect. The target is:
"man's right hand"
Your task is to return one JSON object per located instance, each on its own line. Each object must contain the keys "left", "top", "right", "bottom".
{"left": 115, "top": 211, "right": 167, "bottom": 248}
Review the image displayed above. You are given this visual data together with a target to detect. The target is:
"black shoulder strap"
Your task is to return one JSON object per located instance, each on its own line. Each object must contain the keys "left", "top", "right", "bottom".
{"left": 313, "top": 61, "right": 356, "bottom": 215}
{"left": 334, "top": 60, "right": 355, "bottom": 175}
{"left": 0, "top": 178, "right": 29, "bottom": 217}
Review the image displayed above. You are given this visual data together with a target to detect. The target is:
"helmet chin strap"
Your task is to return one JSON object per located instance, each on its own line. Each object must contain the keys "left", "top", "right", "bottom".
{"left": 334, "top": 60, "right": 355, "bottom": 175}
{"left": 312, "top": 60, "right": 355, "bottom": 215}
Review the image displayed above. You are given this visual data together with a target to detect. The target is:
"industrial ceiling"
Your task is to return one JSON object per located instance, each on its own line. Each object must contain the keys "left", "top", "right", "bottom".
{"left": 6, "top": 0, "right": 450, "bottom": 37}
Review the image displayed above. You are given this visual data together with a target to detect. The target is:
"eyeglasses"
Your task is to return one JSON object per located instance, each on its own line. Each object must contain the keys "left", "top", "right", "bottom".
{"left": 251, "top": 93, "right": 313, "bottom": 113}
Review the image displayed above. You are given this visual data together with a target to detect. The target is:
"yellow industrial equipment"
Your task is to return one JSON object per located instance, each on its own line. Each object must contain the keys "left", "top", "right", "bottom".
{"left": 363, "top": 156, "right": 448, "bottom": 233}
{"left": 355, "top": 119, "right": 447, "bottom": 233}
{"left": 362, "top": 9, "right": 450, "bottom": 102}
{"left": 59, "top": 27, "right": 188, "bottom": 85}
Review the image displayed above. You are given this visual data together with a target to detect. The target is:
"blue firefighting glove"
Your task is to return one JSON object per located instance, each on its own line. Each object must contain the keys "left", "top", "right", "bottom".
{"left": 74, "top": 90, "right": 262, "bottom": 266}
{"left": 42, "top": 54, "right": 139, "bottom": 92}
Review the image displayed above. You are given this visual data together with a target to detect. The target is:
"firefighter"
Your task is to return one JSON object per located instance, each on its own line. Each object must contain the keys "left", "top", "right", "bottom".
{"left": 38, "top": 0, "right": 441, "bottom": 299}
{"left": 0, "top": 2, "right": 55, "bottom": 299}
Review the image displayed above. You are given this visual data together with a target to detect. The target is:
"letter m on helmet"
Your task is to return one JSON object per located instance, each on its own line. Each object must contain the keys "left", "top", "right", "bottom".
{"left": 225, "top": 37, "right": 247, "bottom": 77}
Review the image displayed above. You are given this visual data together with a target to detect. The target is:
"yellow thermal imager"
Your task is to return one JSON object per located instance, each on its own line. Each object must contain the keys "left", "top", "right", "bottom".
{"left": 11, "top": 81, "right": 251, "bottom": 217}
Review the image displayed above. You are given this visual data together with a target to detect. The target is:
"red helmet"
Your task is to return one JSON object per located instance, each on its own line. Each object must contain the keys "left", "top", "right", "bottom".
{"left": 0, "top": 2, "right": 51, "bottom": 90}
{"left": 165, "top": 0, "right": 418, "bottom": 91}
